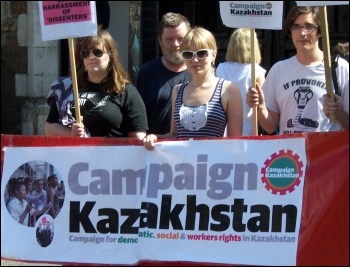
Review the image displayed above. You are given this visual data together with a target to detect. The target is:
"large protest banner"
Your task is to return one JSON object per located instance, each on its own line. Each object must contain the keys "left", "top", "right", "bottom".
{"left": 1, "top": 132, "right": 348, "bottom": 266}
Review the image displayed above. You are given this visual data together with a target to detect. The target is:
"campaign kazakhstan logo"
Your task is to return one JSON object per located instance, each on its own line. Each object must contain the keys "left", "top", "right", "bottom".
{"left": 261, "top": 150, "right": 304, "bottom": 195}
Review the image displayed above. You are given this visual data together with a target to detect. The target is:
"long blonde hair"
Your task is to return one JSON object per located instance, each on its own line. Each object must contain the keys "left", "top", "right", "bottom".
{"left": 225, "top": 28, "right": 261, "bottom": 64}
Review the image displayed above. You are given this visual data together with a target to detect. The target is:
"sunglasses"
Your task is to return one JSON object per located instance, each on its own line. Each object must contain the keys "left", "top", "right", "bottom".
{"left": 181, "top": 49, "right": 212, "bottom": 60}
{"left": 80, "top": 48, "right": 105, "bottom": 59}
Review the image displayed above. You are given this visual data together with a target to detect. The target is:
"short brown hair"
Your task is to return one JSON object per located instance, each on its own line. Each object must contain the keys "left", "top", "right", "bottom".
{"left": 157, "top": 12, "right": 191, "bottom": 39}
{"left": 282, "top": 6, "right": 321, "bottom": 37}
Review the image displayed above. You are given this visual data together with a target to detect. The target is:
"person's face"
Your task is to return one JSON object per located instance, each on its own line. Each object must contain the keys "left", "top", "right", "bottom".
{"left": 182, "top": 41, "right": 216, "bottom": 75}
{"left": 290, "top": 13, "right": 319, "bottom": 53}
{"left": 53, "top": 176, "right": 58, "bottom": 186}
{"left": 159, "top": 22, "right": 189, "bottom": 65}
{"left": 82, "top": 45, "right": 110, "bottom": 73}
{"left": 15, "top": 185, "right": 27, "bottom": 200}
{"left": 26, "top": 182, "right": 33, "bottom": 192}
{"left": 36, "top": 180, "right": 44, "bottom": 191}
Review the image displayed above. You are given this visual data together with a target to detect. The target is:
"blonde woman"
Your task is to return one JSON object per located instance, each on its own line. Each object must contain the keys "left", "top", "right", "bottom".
{"left": 216, "top": 28, "right": 266, "bottom": 135}
{"left": 143, "top": 27, "right": 242, "bottom": 150}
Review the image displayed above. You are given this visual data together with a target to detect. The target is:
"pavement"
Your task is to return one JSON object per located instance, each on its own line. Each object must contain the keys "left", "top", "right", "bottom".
{"left": 1, "top": 259, "right": 60, "bottom": 266}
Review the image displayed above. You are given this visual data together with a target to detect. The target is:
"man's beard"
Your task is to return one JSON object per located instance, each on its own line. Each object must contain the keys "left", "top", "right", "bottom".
{"left": 163, "top": 50, "right": 183, "bottom": 65}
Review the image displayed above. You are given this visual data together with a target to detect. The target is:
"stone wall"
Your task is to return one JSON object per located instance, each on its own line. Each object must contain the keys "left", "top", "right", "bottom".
{"left": 1, "top": 1, "right": 59, "bottom": 136}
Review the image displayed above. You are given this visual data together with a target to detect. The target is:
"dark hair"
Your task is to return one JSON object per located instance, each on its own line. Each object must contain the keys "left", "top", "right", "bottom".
{"left": 332, "top": 42, "right": 349, "bottom": 62}
{"left": 282, "top": 6, "right": 321, "bottom": 37}
{"left": 14, "top": 181, "right": 25, "bottom": 195}
{"left": 47, "top": 174, "right": 58, "bottom": 183}
{"left": 24, "top": 177, "right": 32, "bottom": 186}
{"left": 35, "top": 178, "right": 44, "bottom": 186}
{"left": 157, "top": 12, "right": 191, "bottom": 39}
{"left": 78, "top": 28, "right": 130, "bottom": 95}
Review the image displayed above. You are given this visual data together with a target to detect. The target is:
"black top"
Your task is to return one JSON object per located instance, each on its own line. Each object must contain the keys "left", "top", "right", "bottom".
{"left": 136, "top": 58, "right": 191, "bottom": 134}
{"left": 47, "top": 81, "right": 148, "bottom": 137}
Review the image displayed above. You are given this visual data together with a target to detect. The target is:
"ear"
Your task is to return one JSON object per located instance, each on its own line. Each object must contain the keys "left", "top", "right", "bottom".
{"left": 212, "top": 49, "right": 217, "bottom": 59}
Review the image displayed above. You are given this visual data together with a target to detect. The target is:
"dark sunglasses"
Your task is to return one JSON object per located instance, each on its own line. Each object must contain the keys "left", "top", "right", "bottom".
{"left": 80, "top": 48, "right": 105, "bottom": 59}
{"left": 181, "top": 49, "right": 212, "bottom": 60}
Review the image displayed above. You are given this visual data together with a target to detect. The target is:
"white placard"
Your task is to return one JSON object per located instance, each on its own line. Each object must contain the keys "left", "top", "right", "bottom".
{"left": 38, "top": 1, "right": 97, "bottom": 41}
{"left": 296, "top": 1, "right": 349, "bottom": 6}
{"left": 219, "top": 1, "right": 284, "bottom": 29}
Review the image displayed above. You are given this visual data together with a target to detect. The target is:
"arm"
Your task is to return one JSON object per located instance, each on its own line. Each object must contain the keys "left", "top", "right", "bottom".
{"left": 246, "top": 83, "right": 280, "bottom": 134}
{"left": 47, "top": 188, "right": 57, "bottom": 219}
{"left": 143, "top": 84, "right": 179, "bottom": 150}
{"left": 224, "top": 82, "right": 243, "bottom": 137}
{"left": 45, "top": 122, "right": 87, "bottom": 137}
{"left": 45, "top": 100, "right": 87, "bottom": 137}
{"left": 128, "top": 131, "right": 147, "bottom": 140}
{"left": 17, "top": 203, "right": 32, "bottom": 225}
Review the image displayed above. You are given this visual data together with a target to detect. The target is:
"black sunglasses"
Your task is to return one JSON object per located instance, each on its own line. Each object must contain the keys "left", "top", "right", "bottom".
{"left": 80, "top": 48, "right": 105, "bottom": 59}
{"left": 181, "top": 49, "right": 212, "bottom": 60}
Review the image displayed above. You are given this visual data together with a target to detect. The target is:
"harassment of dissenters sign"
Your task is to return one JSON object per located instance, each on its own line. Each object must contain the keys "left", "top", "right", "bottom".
{"left": 38, "top": 1, "right": 97, "bottom": 41}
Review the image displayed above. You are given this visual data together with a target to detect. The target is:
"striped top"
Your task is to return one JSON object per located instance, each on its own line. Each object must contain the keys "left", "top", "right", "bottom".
{"left": 174, "top": 78, "right": 227, "bottom": 138}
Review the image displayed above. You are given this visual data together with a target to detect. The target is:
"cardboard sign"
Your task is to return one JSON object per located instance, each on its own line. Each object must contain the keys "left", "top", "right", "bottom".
{"left": 219, "top": 1, "right": 283, "bottom": 29}
{"left": 38, "top": 1, "right": 97, "bottom": 41}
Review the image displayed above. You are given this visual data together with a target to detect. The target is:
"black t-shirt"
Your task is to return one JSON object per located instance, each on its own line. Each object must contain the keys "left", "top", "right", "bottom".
{"left": 47, "top": 82, "right": 148, "bottom": 137}
{"left": 136, "top": 58, "right": 191, "bottom": 134}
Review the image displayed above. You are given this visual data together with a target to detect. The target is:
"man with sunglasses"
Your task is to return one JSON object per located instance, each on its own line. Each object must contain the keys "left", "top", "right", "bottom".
{"left": 246, "top": 6, "right": 349, "bottom": 134}
{"left": 136, "top": 12, "right": 192, "bottom": 135}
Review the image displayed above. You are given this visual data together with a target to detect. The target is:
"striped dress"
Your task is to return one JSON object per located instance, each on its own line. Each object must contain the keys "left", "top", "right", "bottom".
{"left": 174, "top": 78, "right": 227, "bottom": 138}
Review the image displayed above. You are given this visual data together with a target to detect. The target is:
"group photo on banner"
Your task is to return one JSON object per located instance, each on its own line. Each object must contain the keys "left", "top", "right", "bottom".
{"left": 1, "top": 0, "right": 349, "bottom": 266}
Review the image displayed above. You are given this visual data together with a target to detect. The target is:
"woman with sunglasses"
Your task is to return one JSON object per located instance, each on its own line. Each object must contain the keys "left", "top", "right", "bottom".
{"left": 246, "top": 6, "right": 349, "bottom": 134}
{"left": 143, "top": 27, "right": 243, "bottom": 150}
{"left": 45, "top": 28, "right": 148, "bottom": 139}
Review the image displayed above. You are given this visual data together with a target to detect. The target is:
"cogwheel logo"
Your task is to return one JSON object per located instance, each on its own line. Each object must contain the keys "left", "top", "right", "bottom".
{"left": 261, "top": 149, "right": 304, "bottom": 195}
{"left": 266, "top": 3, "right": 273, "bottom": 10}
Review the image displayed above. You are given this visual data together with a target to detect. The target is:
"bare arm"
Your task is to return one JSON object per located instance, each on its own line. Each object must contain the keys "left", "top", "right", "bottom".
{"left": 128, "top": 131, "right": 147, "bottom": 140}
{"left": 45, "top": 122, "right": 87, "bottom": 137}
{"left": 47, "top": 188, "right": 57, "bottom": 218}
{"left": 18, "top": 203, "right": 32, "bottom": 225}
{"left": 225, "top": 81, "right": 243, "bottom": 137}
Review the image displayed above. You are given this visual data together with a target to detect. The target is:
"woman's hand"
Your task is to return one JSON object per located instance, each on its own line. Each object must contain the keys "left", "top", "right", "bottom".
{"left": 143, "top": 134, "right": 158, "bottom": 150}
{"left": 71, "top": 122, "right": 87, "bottom": 137}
